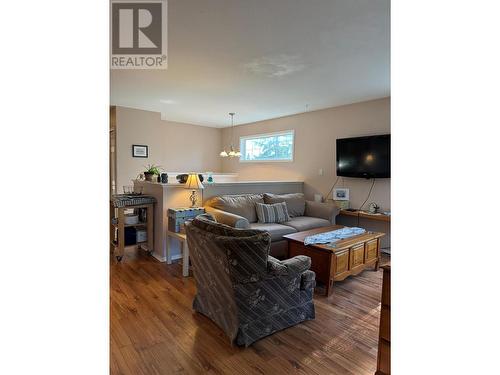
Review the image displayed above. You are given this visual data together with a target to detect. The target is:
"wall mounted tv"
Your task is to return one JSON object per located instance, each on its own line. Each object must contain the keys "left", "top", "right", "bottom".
{"left": 336, "top": 134, "right": 390, "bottom": 178}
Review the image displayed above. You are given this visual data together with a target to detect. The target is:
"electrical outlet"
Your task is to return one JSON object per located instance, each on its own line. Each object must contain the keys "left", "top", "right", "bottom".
{"left": 319, "top": 168, "right": 324, "bottom": 176}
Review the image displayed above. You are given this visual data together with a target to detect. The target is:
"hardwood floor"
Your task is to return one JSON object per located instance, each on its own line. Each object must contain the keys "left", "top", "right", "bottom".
{"left": 111, "top": 249, "right": 390, "bottom": 375}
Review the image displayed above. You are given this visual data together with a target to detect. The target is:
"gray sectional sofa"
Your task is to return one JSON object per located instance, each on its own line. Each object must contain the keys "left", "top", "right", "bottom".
{"left": 204, "top": 193, "right": 340, "bottom": 258}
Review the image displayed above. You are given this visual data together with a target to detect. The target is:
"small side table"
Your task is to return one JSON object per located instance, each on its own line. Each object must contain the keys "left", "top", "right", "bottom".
{"left": 166, "top": 231, "right": 190, "bottom": 277}
{"left": 110, "top": 194, "right": 156, "bottom": 262}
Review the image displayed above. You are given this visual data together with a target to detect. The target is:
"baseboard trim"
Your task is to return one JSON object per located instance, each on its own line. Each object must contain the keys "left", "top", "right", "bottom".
{"left": 152, "top": 253, "right": 166, "bottom": 262}
{"left": 152, "top": 253, "right": 182, "bottom": 263}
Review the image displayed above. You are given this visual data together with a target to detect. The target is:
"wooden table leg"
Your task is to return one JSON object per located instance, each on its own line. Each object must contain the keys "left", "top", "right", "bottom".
{"left": 182, "top": 241, "right": 189, "bottom": 277}
{"left": 117, "top": 207, "right": 124, "bottom": 262}
{"left": 325, "top": 253, "right": 335, "bottom": 296}
{"left": 147, "top": 204, "right": 154, "bottom": 255}
{"left": 110, "top": 203, "right": 115, "bottom": 254}
{"left": 325, "top": 279, "right": 334, "bottom": 297}
{"left": 166, "top": 234, "right": 172, "bottom": 264}
{"left": 374, "top": 239, "right": 381, "bottom": 271}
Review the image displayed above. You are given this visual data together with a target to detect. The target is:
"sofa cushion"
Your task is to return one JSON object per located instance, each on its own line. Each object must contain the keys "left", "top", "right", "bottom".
{"left": 205, "top": 194, "right": 264, "bottom": 223}
{"left": 248, "top": 222, "right": 297, "bottom": 242}
{"left": 283, "top": 216, "right": 331, "bottom": 232}
{"left": 263, "top": 193, "right": 306, "bottom": 217}
{"left": 304, "top": 200, "right": 339, "bottom": 222}
{"left": 255, "top": 202, "right": 291, "bottom": 223}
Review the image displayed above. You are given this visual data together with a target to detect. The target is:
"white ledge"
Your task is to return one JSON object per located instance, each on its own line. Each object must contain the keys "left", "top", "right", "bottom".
{"left": 134, "top": 180, "right": 304, "bottom": 188}
{"left": 204, "top": 181, "right": 303, "bottom": 186}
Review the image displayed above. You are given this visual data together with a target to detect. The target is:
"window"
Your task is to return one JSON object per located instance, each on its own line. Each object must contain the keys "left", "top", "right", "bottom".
{"left": 239, "top": 130, "right": 294, "bottom": 162}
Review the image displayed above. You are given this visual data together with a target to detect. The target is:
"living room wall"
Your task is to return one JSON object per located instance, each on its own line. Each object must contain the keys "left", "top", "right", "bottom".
{"left": 221, "top": 97, "right": 391, "bottom": 210}
{"left": 115, "top": 106, "right": 222, "bottom": 192}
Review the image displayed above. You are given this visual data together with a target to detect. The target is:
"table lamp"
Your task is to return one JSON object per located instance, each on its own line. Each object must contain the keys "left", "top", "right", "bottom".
{"left": 185, "top": 173, "right": 204, "bottom": 207}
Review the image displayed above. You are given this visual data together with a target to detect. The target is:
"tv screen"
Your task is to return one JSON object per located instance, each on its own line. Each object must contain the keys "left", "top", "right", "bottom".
{"left": 336, "top": 135, "right": 390, "bottom": 178}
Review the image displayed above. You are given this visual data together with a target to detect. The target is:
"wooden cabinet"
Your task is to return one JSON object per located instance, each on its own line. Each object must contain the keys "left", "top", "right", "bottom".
{"left": 284, "top": 226, "right": 384, "bottom": 296}
{"left": 334, "top": 250, "right": 350, "bottom": 277}
{"left": 350, "top": 244, "right": 365, "bottom": 271}
{"left": 376, "top": 265, "right": 391, "bottom": 375}
{"left": 366, "top": 239, "right": 378, "bottom": 261}
{"left": 110, "top": 198, "right": 155, "bottom": 262}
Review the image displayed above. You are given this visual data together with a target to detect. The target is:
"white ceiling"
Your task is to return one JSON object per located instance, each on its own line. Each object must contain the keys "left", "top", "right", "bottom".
{"left": 110, "top": 0, "right": 390, "bottom": 127}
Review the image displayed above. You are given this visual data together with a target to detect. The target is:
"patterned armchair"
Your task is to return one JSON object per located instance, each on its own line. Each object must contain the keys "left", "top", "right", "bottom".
{"left": 186, "top": 214, "right": 315, "bottom": 347}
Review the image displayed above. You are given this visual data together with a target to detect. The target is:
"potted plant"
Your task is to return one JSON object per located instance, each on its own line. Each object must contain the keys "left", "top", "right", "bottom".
{"left": 143, "top": 164, "right": 162, "bottom": 182}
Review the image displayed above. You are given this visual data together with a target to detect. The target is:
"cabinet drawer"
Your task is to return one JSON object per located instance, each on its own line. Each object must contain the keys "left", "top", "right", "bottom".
{"left": 334, "top": 250, "right": 349, "bottom": 276}
{"left": 349, "top": 244, "right": 365, "bottom": 269}
{"left": 365, "top": 239, "right": 378, "bottom": 261}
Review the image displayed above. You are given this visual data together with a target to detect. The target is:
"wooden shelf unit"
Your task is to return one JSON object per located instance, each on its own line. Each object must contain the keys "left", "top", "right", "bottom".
{"left": 111, "top": 222, "right": 148, "bottom": 228}
{"left": 110, "top": 203, "right": 154, "bottom": 262}
{"left": 339, "top": 209, "right": 391, "bottom": 222}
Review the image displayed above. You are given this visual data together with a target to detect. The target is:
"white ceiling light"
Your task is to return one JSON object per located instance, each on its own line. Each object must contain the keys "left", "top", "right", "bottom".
{"left": 220, "top": 113, "right": 241, "bottom": 158}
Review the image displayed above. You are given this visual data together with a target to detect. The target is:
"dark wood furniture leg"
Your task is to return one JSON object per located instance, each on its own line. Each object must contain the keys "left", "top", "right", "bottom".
{"left": 374, "top": 238, "right": 381, "bottom": 271}
{"left": 326, "top": 279, "right": 334, "bottom": 297}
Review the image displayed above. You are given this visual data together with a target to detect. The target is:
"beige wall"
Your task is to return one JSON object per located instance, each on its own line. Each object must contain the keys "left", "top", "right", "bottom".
{"left": 116, "top": 106, "right": 222, "bottom": 192}
{"left": 116, "top": 98, "right": 390, "bottom": 210}
{"left": 221, "top": 98, "right": 391, "bottom": 210}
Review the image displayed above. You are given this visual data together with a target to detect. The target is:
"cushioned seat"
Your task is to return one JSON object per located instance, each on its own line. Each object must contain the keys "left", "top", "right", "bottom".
{"left": 186, "top": 214, "right": 316, "bottom": 347}
{"left": 283, "top": 216, "right": 331, "bottom": 232}
{"left": 248, "top": 222, "right": 297, "bottom": 241}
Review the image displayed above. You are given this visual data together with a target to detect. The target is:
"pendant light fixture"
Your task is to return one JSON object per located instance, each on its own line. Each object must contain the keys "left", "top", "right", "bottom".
{"left": 220, "top": 112, "right": 241, "bottom": 157}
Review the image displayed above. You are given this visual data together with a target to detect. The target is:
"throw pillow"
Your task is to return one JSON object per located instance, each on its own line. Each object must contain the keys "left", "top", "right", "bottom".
{"left": 255, "top": 202, "right": 291, "bottom": 224}
{"left": 263, "top": 193, "right": 306, "bottom": 217}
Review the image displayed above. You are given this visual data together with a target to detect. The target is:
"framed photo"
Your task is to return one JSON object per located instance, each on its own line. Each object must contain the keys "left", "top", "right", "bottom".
{"left": 333, "top": 188, "right": 349, "bottom": 201}
{"left": 132, "top": 145, "right": 148, "bottom": 158}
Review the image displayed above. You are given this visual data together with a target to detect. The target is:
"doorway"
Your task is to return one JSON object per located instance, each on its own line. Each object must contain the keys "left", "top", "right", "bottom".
{"left": 110, "top": 106, "right": 117, "bottom": 195}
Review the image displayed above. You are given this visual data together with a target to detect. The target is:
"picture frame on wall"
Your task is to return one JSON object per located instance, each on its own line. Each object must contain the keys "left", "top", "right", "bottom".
{"left": 132, "top": 144, "right": 148, "bottom": 158}
{"left": 333, "top": 188, "right": 349, "bottom": 201}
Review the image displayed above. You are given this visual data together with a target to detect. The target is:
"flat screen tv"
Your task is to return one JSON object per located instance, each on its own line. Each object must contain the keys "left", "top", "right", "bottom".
{"left": 336, "top": 135, "right": 390, "bottom": 178}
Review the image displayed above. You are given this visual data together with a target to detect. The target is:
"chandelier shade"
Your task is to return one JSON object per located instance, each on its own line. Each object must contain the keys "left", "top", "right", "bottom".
{"left": 220, "top": 112, "right": 241, "bottom": 158}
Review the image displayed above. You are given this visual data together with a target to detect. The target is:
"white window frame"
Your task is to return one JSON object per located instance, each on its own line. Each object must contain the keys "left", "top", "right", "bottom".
{"left": 239, "top": 130, "right": 295, "bottom": 163}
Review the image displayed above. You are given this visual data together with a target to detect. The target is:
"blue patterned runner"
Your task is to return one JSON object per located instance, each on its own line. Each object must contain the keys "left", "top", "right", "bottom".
{"left": 304, "top": 227, "right": 366, "bottom": 246}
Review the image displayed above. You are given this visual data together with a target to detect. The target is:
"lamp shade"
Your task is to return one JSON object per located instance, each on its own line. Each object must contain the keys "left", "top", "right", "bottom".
{"left": 185, "top": 173, "right": 204, "bottom": 190}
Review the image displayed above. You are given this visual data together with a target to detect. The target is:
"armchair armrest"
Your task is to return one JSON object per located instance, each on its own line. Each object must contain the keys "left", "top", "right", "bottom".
{"left": 204, "top": 206, "right": 250, "bottom": 229}
{"left": 300, "top": 270, "right": 316, "bottom": 290}
{"left": 267, "top": 256, "right": 315, "bottom": 291}
{"left": 304, "top": 200, "right": 339, "bottom": 223}
{"left": 267, "top": 255, "right": 311, "bottom": 276}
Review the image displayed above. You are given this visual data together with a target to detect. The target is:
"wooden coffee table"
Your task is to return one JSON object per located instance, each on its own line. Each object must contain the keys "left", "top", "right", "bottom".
{"left": 283, "top": 225, "right": 385, "bottom": 296}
